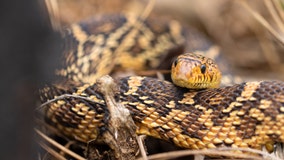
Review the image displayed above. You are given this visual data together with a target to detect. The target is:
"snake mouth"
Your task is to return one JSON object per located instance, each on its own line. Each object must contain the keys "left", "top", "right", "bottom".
{"left": 171, "top": 72, "right": 221, "bottom": 89}
{"left": 186, "top": 82, "right": 217, "bottom": 90}
{"left": 172, "top": 77, "right": 216, "bottom": 89}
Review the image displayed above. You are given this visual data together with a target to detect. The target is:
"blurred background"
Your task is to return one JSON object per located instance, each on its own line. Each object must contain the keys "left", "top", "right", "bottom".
{"left": 0, "top": 0, "right": 57, "bottom": 159}
{"left": 1, "top": 0, "right": 284, "bottom": 159}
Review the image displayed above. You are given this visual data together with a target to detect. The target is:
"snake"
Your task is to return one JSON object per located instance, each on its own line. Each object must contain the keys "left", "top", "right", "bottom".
{"left": 39, "top": 13, "right": 284, "bottom": 158}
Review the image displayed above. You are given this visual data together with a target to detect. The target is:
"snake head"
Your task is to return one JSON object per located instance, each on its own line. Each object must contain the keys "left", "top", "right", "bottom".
{"left": 171, "top": 53, "right": 221, "bottom": 89}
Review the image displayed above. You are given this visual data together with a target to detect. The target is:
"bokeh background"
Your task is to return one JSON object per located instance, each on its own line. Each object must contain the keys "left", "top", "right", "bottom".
{"left": 0, "top": 0, "right": 57, "bottom": 159}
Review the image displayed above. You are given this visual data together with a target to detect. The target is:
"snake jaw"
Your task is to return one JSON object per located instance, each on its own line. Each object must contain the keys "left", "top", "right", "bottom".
{"left": 171, "top": 53, "right": 221, "bottom": 89}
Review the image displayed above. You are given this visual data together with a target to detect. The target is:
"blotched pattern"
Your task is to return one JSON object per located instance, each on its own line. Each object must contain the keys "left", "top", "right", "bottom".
{"left": 41, "top": 76, "right": 284, "bottom": 152}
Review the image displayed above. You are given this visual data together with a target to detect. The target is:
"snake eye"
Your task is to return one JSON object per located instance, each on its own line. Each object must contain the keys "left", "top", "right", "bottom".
{"left": 173, "top": 59, "right": 178, "bottom": 67}
{"left": 200, "top": 64, "right": 206, "bottom": 74}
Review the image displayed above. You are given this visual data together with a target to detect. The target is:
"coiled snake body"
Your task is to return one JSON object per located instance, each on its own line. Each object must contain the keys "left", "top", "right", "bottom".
{"left": 39, "top": 14, "right": 284, "bottom": 158}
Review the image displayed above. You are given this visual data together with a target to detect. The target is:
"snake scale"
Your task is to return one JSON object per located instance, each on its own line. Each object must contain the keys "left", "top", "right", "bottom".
{"left": 39, "top": 13, "right": 284, "bottom": 158}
